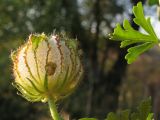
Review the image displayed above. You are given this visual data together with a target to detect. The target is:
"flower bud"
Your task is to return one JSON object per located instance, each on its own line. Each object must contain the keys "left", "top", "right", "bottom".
{"left": 12, "top": 33, "right": 83, "bottom": 102}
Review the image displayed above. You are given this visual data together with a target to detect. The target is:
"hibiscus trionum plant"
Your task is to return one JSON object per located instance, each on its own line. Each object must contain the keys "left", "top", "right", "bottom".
{"left": 11, "top": 33, "right": 83, "bottom": 120}
{"left": 11, "top": 1, "right": 160, "bottom": 120}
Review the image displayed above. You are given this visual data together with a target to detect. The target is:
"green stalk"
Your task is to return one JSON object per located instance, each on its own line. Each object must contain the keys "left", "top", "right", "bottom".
{"left": 48, "top": 97, "right": 61, "bottom": 120}
{"left": 158, "top": 0, "right": 160, "bottom": 20}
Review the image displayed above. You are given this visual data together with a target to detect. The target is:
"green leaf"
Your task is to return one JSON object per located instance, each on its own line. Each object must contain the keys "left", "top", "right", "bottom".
{"left": 133, "top": 2, "right": 157, "bottom": 39}
{"left": 125, "top": 42, "right": 154, "bottom": 64}
{"left": 79, "top": 118, "right": 97, "bottom": 120}
{"left": 111, "top": 20, "right": 154, "bottom": 43}
{"left": 106, "top": 112, "right": 118, "bottom": 120}
{"left": 109, "top": 2, "right": 159, "bottom": 64}
{"left": 105, "top": 97, "right": 153, "bottom": 120}
{"left": 106, "top": 110, "right": 130, "bottom": 120}
{"left": 131, "top": 112, "right": 139, "bottom": 120}
{"left": 131, "top": 97, "right": 152, "bottom": 120}
{"left": 147, "top": 113, "right": 154, "bottom": 120}
{"left": 119, "top": 110, "right": 130, "bottom": 120}
{"left": 137, "top": 97, "right": 152, "bottom": 120}
{"left": 148, "top": 0, "right": 159, "bottom": 6}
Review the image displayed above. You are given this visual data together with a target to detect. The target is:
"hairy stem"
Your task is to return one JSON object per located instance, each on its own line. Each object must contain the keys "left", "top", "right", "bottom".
{"left": 48, "top": 97, "right": 61, "bottom": 120}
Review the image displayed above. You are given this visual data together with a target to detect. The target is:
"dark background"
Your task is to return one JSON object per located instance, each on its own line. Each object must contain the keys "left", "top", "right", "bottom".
{"left": 0, "top": 0, "right": 160, "bottom": 119}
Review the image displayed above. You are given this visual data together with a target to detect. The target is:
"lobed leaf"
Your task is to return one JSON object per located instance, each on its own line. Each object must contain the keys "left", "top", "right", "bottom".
{"left": 106, "top": 112, "right": 118, "bottom": 120}
{"left": 146, "top": 113, "right": 154, "bottom": 120}
{"left": 133, "top": 2, "right": 158, "bottom": 40}
{"left": 106, "top": 98, "right": 153, "bottom": 120}
{"left": 137, "top": 97, "right": 152, "bottom": 120}
{"left": 109, "top": 2, "right": 159, "bottom": 64}
{"left": 125, "top": 42, "right": 154, "bottom": 64}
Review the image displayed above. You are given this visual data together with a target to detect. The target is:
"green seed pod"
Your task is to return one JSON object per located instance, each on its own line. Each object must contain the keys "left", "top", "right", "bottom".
{"left": 12, "top": 33, "right": 83, "bottom": 103}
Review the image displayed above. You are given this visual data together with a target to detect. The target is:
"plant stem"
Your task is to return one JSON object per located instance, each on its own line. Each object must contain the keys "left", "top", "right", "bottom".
{"left": 48, "top": 97, "right": 61, "bottom": 120}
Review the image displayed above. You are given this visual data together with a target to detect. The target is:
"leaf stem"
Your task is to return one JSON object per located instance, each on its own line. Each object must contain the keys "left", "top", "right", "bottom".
{"left": 48, "top": 97, "right": 61, "bottom": 120}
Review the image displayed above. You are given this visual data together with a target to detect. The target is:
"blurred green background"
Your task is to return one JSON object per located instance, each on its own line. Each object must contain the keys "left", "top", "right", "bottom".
{"left": 0, "top": 0, "right": 160, "bottom": 119}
